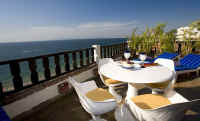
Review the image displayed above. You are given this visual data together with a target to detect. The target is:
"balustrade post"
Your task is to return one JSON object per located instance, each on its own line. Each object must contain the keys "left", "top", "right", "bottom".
{"left": 72, "top": 52, "right": 77, "bottom": 70}
{"left": 113, "top": 46, "right": 116, "bottom": 57}
{"left": 114, "top": 45, "right": 117, "bottom": 57}
{"left": 124, "top": 42, "right": 128, "bottom": 50}
{"left": 120, "top": 44, "right": 122, "bottom": 54}
{"left": 122, "top": 43, "right": 125, "bottom": 52}
{"left": 110, "top": 46, "right": 113, "bottom": 57}
{"left": 54, "top": 55, "right": 61, "bottom": 75}
{"left": 110, "top": 46, "right": 112, "bottom": 57}
{"left": 107, "top": 47, "right": 110, "bottom": 57}
{"left": 28, "top": 59, "right": 39, "bottom": 84}
{"left": 117, "top": 45, "right": 120, "bottom": 56}
{"left": 42, "top": 57, "right": 51, "bottom": 80}
{"left": 10, "top": 62, "right": 23, "bottom": 91}
{"left": 64, "top": 53, "right": 70, "bottom": 72}
{"left": 103, "top": 47, "right": 106, "bottom": 58}
{"left": 79, "top": 51, "right": 84, "bottom": 67}
{"left": 115, "top": 45, "right": 119, "bottom": 57}
{"left": 100, "top": 46, "right": 103, "bottom": 58}
{"left": 125, "top": 42, "right": 128, "bottom": 51}
{"left": 92, "top": 45, "right": 101, "bottom": 63}
{"left": 90, "top": 48, "right": 94, "bottom": 63}
{"left": 86, "top": 49, "right": 90, "bottom": 65}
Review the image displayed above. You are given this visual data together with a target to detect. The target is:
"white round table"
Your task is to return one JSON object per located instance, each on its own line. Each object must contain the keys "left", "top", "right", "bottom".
{"left": 99, "top": 61, "right": 173, "bottom": 98}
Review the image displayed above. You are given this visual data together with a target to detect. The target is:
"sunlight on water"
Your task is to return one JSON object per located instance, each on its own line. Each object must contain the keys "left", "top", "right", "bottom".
{"left": 60, "top": 55, "right": 65, "bottom": 73}
{"left": 37, "top": 59, "right": 45, "bottom": 81}
{"left": 20, "top": 61, "right": 32, "bottom": 87}
{"left": 0, "top": 65, "right": 14, "bottom": 92}
{"left": 49, "top": 56, "right": 56, "bottom": 77}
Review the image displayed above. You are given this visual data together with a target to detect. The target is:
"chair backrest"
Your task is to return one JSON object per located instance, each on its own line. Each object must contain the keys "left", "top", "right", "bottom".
{"left": 67, "top": 77, "right": 98, "bottom": 114}
{"left": 98, "top": 58, "right": 114, "bottom": 85}
{"left": 67, "top": 77, "right": 117, "bottom": 115}
{"left": 98, "top": 58, "right": 113, "bottom": 69}
{"left": 128, "top": 90, "right": 200, "bottom": 121}
{"left": 180, "top": 54, "right": 200, "bottom": 69}
{"left": 154, "top": 58, "right": 175, "bottom": 71}
{"left": 154, "top": 58, "right": 176, "bottom": 92}
{"left": 142, "top": 99, "right": 200, "bottom": 121}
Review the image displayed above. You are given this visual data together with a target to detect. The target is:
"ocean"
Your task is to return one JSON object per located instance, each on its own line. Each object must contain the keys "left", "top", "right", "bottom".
{"left": 0, "top": 38, "right": 126, "bottom": 91}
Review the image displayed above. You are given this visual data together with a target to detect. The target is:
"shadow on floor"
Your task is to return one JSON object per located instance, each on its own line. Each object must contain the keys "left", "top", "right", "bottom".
{"left": 13, "top": 78, "right": 200, "bottom": 121}
{"left": 175, "top": 86, "right": 200, "bottom": 121}
{"left": 13, "top": 90, "right": 116, "bottom": 121}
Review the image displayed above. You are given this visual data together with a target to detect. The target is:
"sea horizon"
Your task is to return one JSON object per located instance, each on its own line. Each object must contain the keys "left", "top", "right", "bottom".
{"left": 0, "top": 38, "right": 126, "bottom": 61}
{"left": 0, "top": 38, "right": 126, "bottom": 91}
{"left": 0, "top": 37, "right": 127, "bottom": 44}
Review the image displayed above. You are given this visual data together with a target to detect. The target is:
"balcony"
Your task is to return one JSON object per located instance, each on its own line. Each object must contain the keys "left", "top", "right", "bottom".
{"left": 0, "top": 42, "right": 200, "bottom": 121}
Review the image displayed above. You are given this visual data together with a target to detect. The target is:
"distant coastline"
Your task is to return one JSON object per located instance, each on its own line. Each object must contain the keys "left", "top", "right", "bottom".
{"left": 0, "top": 38, "right": 127, "bottom": 44}
{"left": 0, "top": 38, "right": 126, "bottom": 61}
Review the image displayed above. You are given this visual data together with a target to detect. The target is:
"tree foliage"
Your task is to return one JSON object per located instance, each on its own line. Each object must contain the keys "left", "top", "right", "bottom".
{"left": 190, "top": 19, "right": 200, "bottom": 30}
{"left": 128, "top": 24, "right": 175, "bottom": 56}
{"left": 128, "top": 20, "right": 200, "bottom": 56}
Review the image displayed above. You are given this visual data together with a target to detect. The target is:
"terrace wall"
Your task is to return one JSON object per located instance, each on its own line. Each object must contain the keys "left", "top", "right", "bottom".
{"left": 3, "top": 64, "right": 96, "bottom": 118}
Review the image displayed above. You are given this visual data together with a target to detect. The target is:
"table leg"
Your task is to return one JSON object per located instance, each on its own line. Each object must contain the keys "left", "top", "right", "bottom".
{"left": 126, "top": 83, "right": 138, "bottom": 99}
{"left": 109, "top": 86, "right": 122, "bottom": 103}
{"left": 114, "top": 103, "right": 138, "bottom": 121}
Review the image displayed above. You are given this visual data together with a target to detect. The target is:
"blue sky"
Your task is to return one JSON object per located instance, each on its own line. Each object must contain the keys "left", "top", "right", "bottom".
{"left": 0, "top": 0, "right": 199, "bottom": 42}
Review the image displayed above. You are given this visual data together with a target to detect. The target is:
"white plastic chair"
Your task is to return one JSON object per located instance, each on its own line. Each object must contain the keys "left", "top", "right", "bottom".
{"left": 126, "top": 90, "right": 200, "bottom": 121}
{"left": 154, "top": 58, "right": 175, "bottom": 71}
{"left": 126, "top": 58, "right": 200, "bottom": 121}
{"left": 98, "top": 58, "right": 125, "bottom": 102}
{"left": 149, "top": 58, "right": 177, "bottom": 94}
{"left": 67, "top": 77, "right": 117, "bottom": 121}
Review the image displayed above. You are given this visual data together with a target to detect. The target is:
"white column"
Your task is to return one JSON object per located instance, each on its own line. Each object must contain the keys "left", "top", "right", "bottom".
{"left": 92, "top": 45, "right": 101, "bottom": 63}
{"left": 126, "top": 83, "right": 138, "bottom": 99}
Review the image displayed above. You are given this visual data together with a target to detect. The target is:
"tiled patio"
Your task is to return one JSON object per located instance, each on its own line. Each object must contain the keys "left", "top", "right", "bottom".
{"left": 13, "top": 77, "right": 200, "bottom": 121}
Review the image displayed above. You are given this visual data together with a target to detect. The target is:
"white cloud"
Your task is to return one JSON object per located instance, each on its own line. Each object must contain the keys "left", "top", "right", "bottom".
{"left": 0, "top": 20, "right": 141, "bottom": 42}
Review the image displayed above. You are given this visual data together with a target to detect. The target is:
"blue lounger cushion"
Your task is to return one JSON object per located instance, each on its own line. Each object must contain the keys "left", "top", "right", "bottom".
{"left": 175, "top": 54, "right": 200, "bottom": 71}
{"left": 0, "top": 107, "right": 10, "bottom": 121}
{"left": 152, "top": 52, "right": 178, "bottom": 62}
